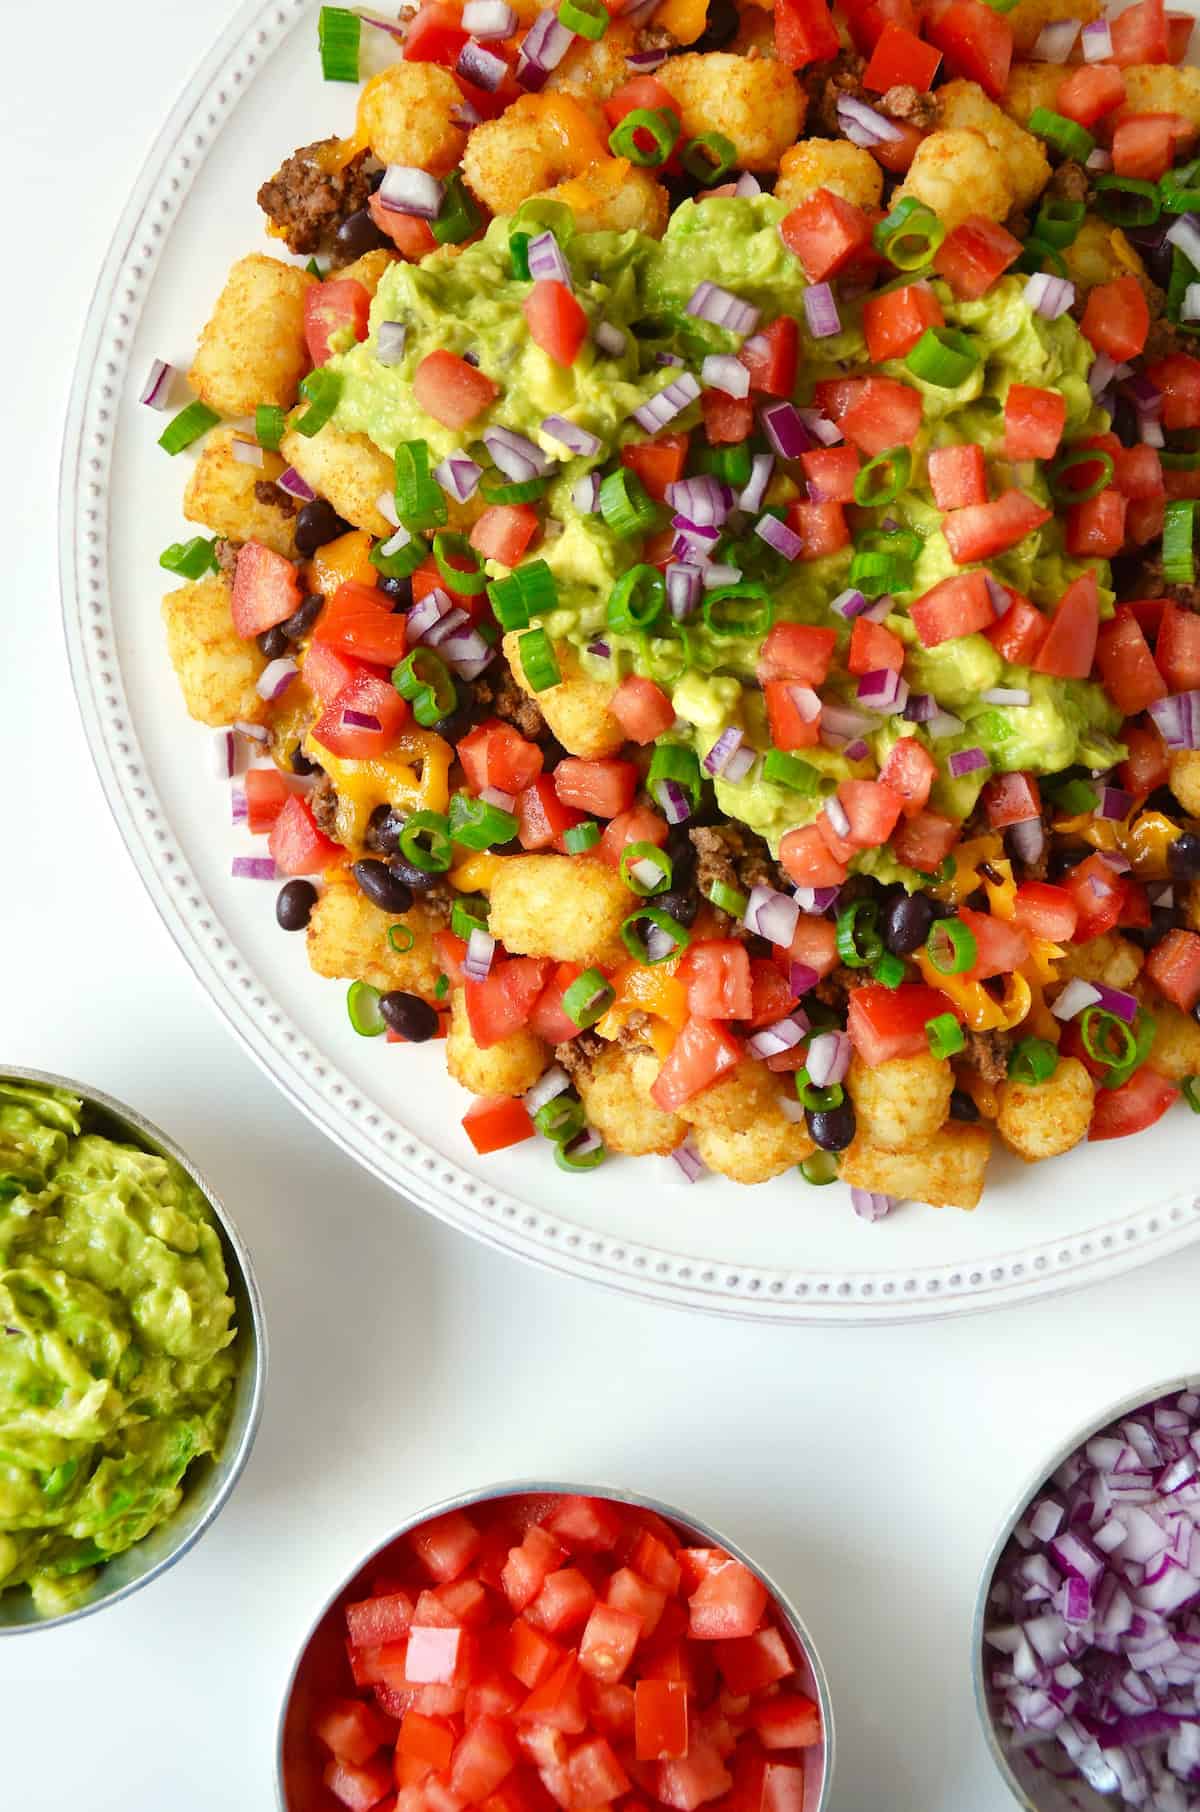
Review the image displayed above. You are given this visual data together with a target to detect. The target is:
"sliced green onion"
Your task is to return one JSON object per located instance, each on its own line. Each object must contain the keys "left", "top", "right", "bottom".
{"left": 509, "top": 231, "right": 532, "bottom": 280}
{"left": 563, "top": 967, "right": 616, "bottom": 1028}
{"left": 1094, "top": 174, "right": 1161, "bottom": 227}
{"left": 621, "top": 907, "right": 691, "bottom": 965}
{"left": 1164, "top": 499, "right": 1197, "bottom": 585}
{"left": 558, "top": 0, "right": 608, "bottom": 36}
{"left": 1081, "top": 1005, "right": 1138, "bottom": 1071}
{"left": 1050, "top": 776, "right": 1099, "bottom": 815}
{"left": 158, "top": 400, "right": 220, "bottom": 455}
{"left": 1160, "top": 448, "right": 1200, "bottom": 470}
{"left": 854, "top": 447, "right": 912, "bottom": 507}
{"left": 1181, "top": 1074, "right": 1200, "bottom": 1113}
{"left": 850, "top": 549, "right": 913, "bottom": 598}
{"left": 399, "top": 810, "right": 454, "bottom": 873}
{"left": 434, "top": 973, "right": 450, "bottom": 1001}
{"left": 706, "top": 878, "right": 748, "bottom": 917}
{"left": 1033, "top": 197, "right": 1085, "bottom": 247}
{"left": 395, "top": 439, "right": 448, "bottom": 531}
{"left": 1166, "top": 246, "right": 1200, "bottom": 328}
{"left": 681, "top": 132, "right": 737, "bottom": 186}
{"left": 608, "top": 107, "right": 680, "bottom": 168}
{"left": 648, "top": 743, "right": 702, "bottom": 807}
{"left": 433, "top": 531, "right": 486, "bottom": 596}
{"left": 347, "top": 979, "right": 385, "bottom": 1036}
{"left": 534, "top": 1094, "right": 587, "bottom": 1141}
{"left": 1160, "top": 158, "right": 1200, "bottom": 215}
{"left": 319, "top": 5, "right": 360, "bottom": 79}
{"left": 480, "top": 473, "right": 551, "bottom": 505}
{"left": 859, "top": 524, "right": 922, "bottom": 562}
{"left": 800, "top": 1151, "right": 840, "bottom": 1185}
{"left": 703, "top": 582, "right": 772, "bottom": 639}
{"left": 432, "top": 172, "right": 480, "bottom": 246}
{"left": 796, "top": 1068, "right": 844, "bottom": 1113}
{"left": 554, "top": 1131, "right": 608, "bottom": 1170}
{"left": 926, "top": 1012, "right": 965, "bottom": 1059}
{"left": 925, "top": 917, "right": 977, "bottom": 975}
{"left": 599, "top": 467, "right": 657, "bottom": 537}
{"left": 488, "top": 574, "right": 531, "bottom": 631}
{"left": 872, "top": 952, "right": 906, "bottom": 988}
{"left": 371, "top": 532, "right": 427, "bottom": 579}
{"left": 905, "top": 326, "right": 978, "bottom": 388}
{"left": 294, "top": 367, "right": 343, "bottom": 438}
{"left": 1008, "top": 1036, "right": 1058, "bottom": 1085}
{"left": 393, "top": 648, "right": 457, "bottom": 726}
{"left": 451, "top": 896, "right": 490, "bottom": 941}
{"left": 517, "top": 626, "right": 561, "bottom": 692}
{"left": 873, "top": 196, "right": 945, "bottom": 270}
{"left": 1016, "top": 237, "right": 1069, "bottom": 279}
{"left": 693, "top": 443, "right": 753, "bottom": 485}
{"left": 762, "top": 750, "right": 820, "bottom": 793}
{"left": 255, "top": 403, "right": 286, "bottom": 450}
{"left": 836, "top": 900, "right": 883, "bottom": 969}
{"left": 1099, "top": 1008, "right": 1156, "bottom": 1091}
{"left": 608, "top": 564, "right": 665, "bottom": 632}
{"left": 1027, "top": 107, "right": 1095, "bottom": 163}
{"left": 1048, "top": 447, "right": 1114, "bottom": 504}
{"left": 620, "top": 842, "right": 673, "bottom": 896}
{"left": 564, "top": 820, "right": 601, "bottom": 853}
{"left": 449, "top": 790, "right": 519, "bottom": 851}
{"left": 388, "top": 923, "right": 416, "bottom": 953}
{"left": 159, "top": 535, "right": 218, "bottom": 579}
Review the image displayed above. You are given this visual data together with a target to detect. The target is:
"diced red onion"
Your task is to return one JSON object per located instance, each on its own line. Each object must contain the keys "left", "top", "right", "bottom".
{"left": 802, "top": 282, "right": 842, "bottom": 338}
{"left": 836, "top": 93, "right": 905, "bottom": 146}
{"left": 806, "top": 1030, "right": 851, "bottom": 1088}
{"left": 139, "top": 358, "right": 175, "bottom": 409}
{"left": 1025, "top": 273, "right": 1076, "bottom": 320}
{"left": 1081, "top": 17, "right": 1112, "bottom": 57}
{"left": 851, "top": 1188, "right": 894, "bottom": 1222}
{"left": 747, "top": 1014, "right": 808, "bottom": 1060}
{"left": 379, "top": 164, "right": 444, "bottom": 219}
{"left": 540, "top": 415, "right": 600, "bottom": 458}
{"left": 824, "top": 797, "right": 851, "bottom": 839}
{"left": 210, "top": 730, "right": 238, "bottom": 779}
{"left": 463, "top": 0, "right": 517, "bottom": 33}
{"left": 573, "top": 473, "right": 601, "bottom": 513}
{"left": 844, "top": 738, "right": 870, "bottom": 762}
{"left": 701, "top": 353, "right": 751, "bottom": 398}
{"left": 407, "top": 588, "right": 456, "bottom": 644}
{"left": 342, "top": 709, "right": 382, "bottom": 732}
{"left": 1098, "top": 785, "right": 1134, "bottom": 821}
{"left": 440, "top": 624, "right": 495, "bottom": 681}
{"left": 484, "top": 425, "right": 556, "bottom": 482}
{"left": 729, "top": 171, "right": 758, "bottom": 197}
{"left": 744, "top": 884, "right": 800, "bottom": 948}
{"left": 231, "top": 856, "right": 276, "bottom": 880}
{"left": 1086, "top": 146, "right": 1113, "bottom": 171}
{"left": 1166, "top": 213, "right": 1200, "bottom": 272}
{"left": 785, "top": 684, "right": 822, "bottom": 724}
{"left": 464, "top": 928, "right": 496, "bottom": 981}
{"left": 857, "top": 667, "right": 905, "bottom": 711}
{"left": 948, "top": 746, "right": 988, "bottom": 778}
{"left": 669, "top": 1138, "right": 707, "bottom": 1182}
{"left": 1031, "top": 17, "right": 1078, "bottom": 59}
{"left": 645, "top": 921, "right": 678, "bottom": 961}
{"left": 1149, "top": 691, "right": 1200, "bottom": 751}
{"left": 626, "top": 43, "right": 668, "bottom": 68}
{"left": 1098, "top": 848, "right": 1132, "bottom": 876}
{"left": 686, "top": 282, "right": 760, "bottom": 338}
{"left": 738, "top": 453, "right": 775, "bottom": 513}
{"left": 794, "top": 885, "right": 841, "bottom": 916}
{"left": 256, "top": 656, "right": 299, "bottom": 701}
{"left": 650, "top": 778, "right": 691, "bottom": 825}
{"left": 724, "top": 747, "right": 756, "bottom": 783}
{"left": 1141, "top": 415, "right": 1166, "bottom": 448}
{"left": 820, "top": 704, "right": 876, "bottom": 743}
{"left": 453, "top": 98, "right": 482, "bottom": 127}
{"left": 981, "top": 686, "right": 1032, "bottom": 707}
{"left": 277, "top": 466, "right": 316, "bottom": 502}
{"left": 528, "top": 230, "right": 572, "bottom": 288}
{"left": 665, "top": 476, "right": 733, "bottom": 529}
{"left": 358, "top": 10, "right": 409, "bottom": 40}
{"left": 232, "top": 437, "right": 265, "bottom": 468}
{"left": 234, "top": 720, "right": 270, "bottom": 744}
{"left": 760, "top": 400, "right": 812, "bottom": 459}
{"left": 479, "top": 786, "right": 517, "bottom": 813}
{"left": 633, "top": 373, "right": 701, "bottom": 435}
{"left": 379, "top": 524, "right": 414, "bottom": 563}
{"left": 1092, "top": 982, "right": 1139, "bottom": 1024}
{"left": 1052, "top": 977, "right": 1102, "bottom": 1021}
{"left": 376, "top": 320, "right": 409, "bottom": 367}
{"left": 1089, "top": 351, "right": 1120, "bottom": 398}
{"left": 703, "top": 726, "right": 745, "bottom": 776}
{"left": 828, "top": 588, "right": 868, "bottom": 621}
{"left": 595, "top": 321, "right": 626, "bottom": 356}
{"left": 672, "top": 522, "right": 719, "bottom": 562}
{"left": 525, "top": 1064, "right": 571, "bottom": 1112}
{"left": 433, "top": 454, "right": 483, "bottom": 505}
{"left": 231, "top": 786, "right": 247, "bottom": 825}
{"left": 1183, "top": 283, "right": 1200, "bottom": 324}
{"left": 755, "top": 514, "right": 804, "bottom": 561}
{"left": 789, "top": 962, "right": 819, "bottom": 995}
{"left": 655, "top": 350, "right": 684, "bottom": 367}
{"left": 797, "top": 406, "right": 842, "bottom": 446}
{"left": 457, "top": 37, "right": 508, "bottom": 88}
{"left": 517, "top": 7, "right": 575, "bottom": 84}
{"left": 928, "top": 710, "right": 966, "bottom": 740}
{"left": 656, "top": 561, "right": 700, "bottom": 625}
{"left": 586, "top": 639, "right": 610, "bottom": 659}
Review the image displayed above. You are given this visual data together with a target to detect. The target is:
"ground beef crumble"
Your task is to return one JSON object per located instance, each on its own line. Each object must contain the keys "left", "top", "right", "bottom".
{"left": 556, "top": 1031, "right": 604, "bottom": 1083}
{"left": 254, "top": 479, "right": 297, "bottom": 518}
{"left": 256, "top": 142, "right": 376, "bottom": 262}
{"left": 1129, "top": 550, "right": 1200, "bottom": 613}
{"left": 689, "top": 824, "right": 788, "bottom": 934}
{"left": 964, "top": 1028, "right": 1012, "bottom": 1086}
{"left": 310, "top": 773, "right": 340, "bottom": 839}
{"left": 473, "top": 669, "right": 547, "bottom": 739}
{"left": 880, "top": 83, "right": 939, "bottom": 129}
{"left": 801, "top": 51, "right": 867, "bottom": 136}
{"left": 1047, "top": 160, "right": 1090, "bottom": 204}
{"left": 214, "top": 538, "right": 240, "bottom": 580}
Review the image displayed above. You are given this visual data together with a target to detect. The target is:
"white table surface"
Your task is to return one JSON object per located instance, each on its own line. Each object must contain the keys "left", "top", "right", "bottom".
{"left": 6, "top": 5, "right": 1200, "bottom": 1806}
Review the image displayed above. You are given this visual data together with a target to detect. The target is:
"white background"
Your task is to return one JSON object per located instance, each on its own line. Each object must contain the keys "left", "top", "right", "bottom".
{"left": 6, "top": 4, "right": 1200, "bottom": 1807}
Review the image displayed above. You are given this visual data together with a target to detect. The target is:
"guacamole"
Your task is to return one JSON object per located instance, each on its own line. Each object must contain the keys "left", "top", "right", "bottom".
{"left": 0, "top": 1083, "right": 237, "bottom": 1614}
{"left": 330, "top": 194, "right": 1122, "bottom": 874}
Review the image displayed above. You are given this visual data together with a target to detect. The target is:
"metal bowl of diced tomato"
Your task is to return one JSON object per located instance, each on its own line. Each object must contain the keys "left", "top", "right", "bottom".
{"left": 276, "top": 1483, "right": 835, "bottom": 1812}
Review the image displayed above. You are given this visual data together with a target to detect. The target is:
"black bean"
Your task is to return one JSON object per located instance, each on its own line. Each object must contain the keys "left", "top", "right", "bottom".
{"left": 1170, "top": 832, "right": 1200, "bottom": 880}
{"left": 377, "top": 573, "right": 414, "bottom": 609}
{"left": 276, "top": 878, "right": 317, "bottom": 931}
{"left": 656, "top": 889, "right": 699, "bottom": 927}
{"left": 949, "top": 1088, "right": 980, "bottom": 1123}
{"left": 336, "top": 206, "right": 390, "bottom": 259}
{"left": 1127, "top": 906, "right": 1184, "bottom": 951}
{"left": 665, "top": 827, "right": 698, "bottom": 884}
{"left": 353, "top": 858, "right": 414, "bottom": 915}
{"left": 690, "top": 0, "right": 738, "bottom": 50}
{"left": 291, "top": 744, "right": 318, "bottom": 777}
{"left": 538, "top": 732, "right": 570, "bottom": 769}
{"left": 1048, "top": 847, "right": 1089, "bottom": 881}
{"left": 281, "top": 593, "right": 324, "bottom": 640}
{"left": 294, "top": 497, "right": 351, "bottom": 557}
{"left": 387, "top": 855, "right": 443, "bottom": 895}
{"left": 367, "top": 804, "right": 405, "bottom": 854}
{"left": 257, "top": 624, "right": 290, "bottom": 660}
{"left": 806, "top": 1102, "right": 856, "bottom": 1152}
{"left": 431, "top": 690, "right": 476, "bottom": 746}
{"left": 883, "top": 890, "right": 934, "bottom": 955}
{"left": 379, "top": 991, "right": 439, "bottom": 1042}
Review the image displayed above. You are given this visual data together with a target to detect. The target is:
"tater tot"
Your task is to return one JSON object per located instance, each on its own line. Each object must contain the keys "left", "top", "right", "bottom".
{"left": 1062, "top": 220, "right": 1149, "bottom": 298}
{"left": 279, "top": 420, "right": 395, "bottom": 538}
{"left": 546, "top": 22, "right": 639, "bottom": 102}
{"left": 183, "top": 429, "right": 299, "bottom": 558}
{"left": 847, "top": 1052, "right": 954, "bottom": 1153}
{"left": 1171, "top": 750, "right": 1200, "bottom": 816}
{"left": 188, "top": 253, "right": 315, "bottom": 418}
{"left": 1055, "top": 933, "right": 1144, "bottom": 991}
{"left": 655, "top": 53, "right": 804, "bottom": 171}
{"left": 1000, "top": 61, "right": 1065, "bottom": 125}
{"left": 936, "top": 80, "right": 1050, "bottom": 210}
{"left": 775, "top": 139, "right": 884, "bottom": 212}
{"left": 897, "top": 129, "right": 1013, "bottom": 232}
{"left": 306, "top": 890, "right": 446, "bottom": 1000}
{"left": 356, "top": 63, "right": 467, "bottom": 174}
{"left": 675, "top": 1059, "right": 785, "bottom": 1134}
{"left": 161, "top": 576, "right": 267, "bottom": 728}
{"left": 334, "top": 248, "right": 399, "bottom": 298}
{"left": 488, "top": 855, "right": 632, "bottom": 967}
{"left": 446, "top": 989, "right": 548, "bottom": 1096}
{"left": 692, "top": 1103, "right": 813, "bottom": 1184}
{"left": 463, "top": 93, "right": 608, "bottom": 218}
{"left": 996, "top": 1058, "right": 1095, "bottom": 1162}
{"left": 840, "top": 1123, "right": 993, "bottom": 1211}
{"left": 578, "top": 1045, "right": 685, "bottom": 1156}
{"left": 536, "top": 161, "right": 670, "bottom": 237}
{"left": 1148, "top": 1004, "right": 1200, "bottom": 1082}
{"left": 1123, "top": 64, "right": 1200, "bottom": 125}
{"left": 502, "top": 632, "right": 624, "bottom": 758}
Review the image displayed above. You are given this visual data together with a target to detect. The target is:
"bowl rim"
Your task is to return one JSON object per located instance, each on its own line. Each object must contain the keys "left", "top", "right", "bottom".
{"left": 970, "top": 1369, "right": 1200, "bottom": 1810}
{"left": 0, "top": 1062, "right": 268, "bottom": 1635}
{"left": 275, "top": 1479, "right": 837, "bottom": 1812}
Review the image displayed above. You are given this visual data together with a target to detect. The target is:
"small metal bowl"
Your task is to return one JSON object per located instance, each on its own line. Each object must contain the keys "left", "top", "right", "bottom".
{"left": 0, "top": 1064, "right": 266, "bottom": 1635}
{"left": 972, "top": 1372, "right": 1200, "bottom": 1812}
{"left": 277, "top": 1482, "right": 836, "bottom": 1812}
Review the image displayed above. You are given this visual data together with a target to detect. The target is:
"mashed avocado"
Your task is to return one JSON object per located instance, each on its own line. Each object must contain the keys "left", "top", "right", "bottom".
{"left": 0, "top": 1083, "right": 237, "bottom": 1614}
{"left": 330, "top": 195, "right": 1122, "bottom": 871}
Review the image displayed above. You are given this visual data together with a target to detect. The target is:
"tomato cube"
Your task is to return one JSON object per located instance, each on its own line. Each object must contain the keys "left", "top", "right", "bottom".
{"left": 849, "top": 982, "right": 962, "bottom": 1066}
{"left": 1032, "top": 572, "right": 1099, "bottom": 680}
{"left": 607, "top": 1567, "right": 669, "bottom": 1637}
{"left": 779, "top": 189, "right": 875, "bottom": 282}
{"left": 688, "top": 1559, "right": 768, "bottom": 1641}
{"left": 1089, "top": 1067, "right": 1178, "bottom": 1141}
{"left": 932, "top": 216, "right": 1021, "bottom": 298}
{"left": 527, "top": 1568, "right": 597, "bottom": 1636}
{"left": 611, "top": 675, "right": 676, "bottom": 744}
{"left": 451, "top": 1716, "right": 519, "bottom": 1801}
{"left": 568, "top": 1736, "right": 631, "bottom": 1805}
{"left": 763, "top": 1761, "right": 808, "bottom": 1812}
{"left": 506, "top": 1618, "right": 564, "bottom": 1689}
{"left": 909, "top": 571, "right": 995, "bottom": 647}
{"left": 413, "top": 350, "right": 500, "bottom": 428}
{"left": 503, "top": 1527, "right": 566, "bottom": 1612}
{"left": 517, "top": 1657, "right": 589, "bottom": 1733}
{"left": 411, "top": 1511, "right": 483, "bottom": 1583}
{"left": 553, "top": 758, "right": 638, "bottom": 819}
{"left": 347, "top": 1592, "right": 416, "bottom": 1650}
{"left": 1145, "top": 927, "right": 1200, "bottom": 1011}
{"left": 315, "top": 1698, "right": 393, "bottom": 1767}
{"left": 400, "top": 1711, "right": 456, "bottom": 1774}
{"left": 525, "top": 281, "right": 589, "bottom": 366}
{"left": 636, "top": 1679, "right": 690, "bottom": 1761}
{"left": 325, "top": 1754, "right": 396, "bottom": 1811}
{"left": 778, "top": 824, "right": 847, "bottom": 890}
{"left": 658, "top": 1743, "right": 734, "bottom": 1811}
{"left": 579, "top": 1603, "right": 643, "bottom": 1682}
{"left": 926, "top": 443, "right": 986, "bottom": 510}
{"left": 630, "top": 1530, "right": 683, "bottom": 1595}
{"left": 268, "top": 794, "right": 342, "bottom": 876}
{"left": 923, "top": 0, "right": 1012, "bottom": 96}
{"left": 544, "top": 1496, "right": 625, "bottom": 1552}
{"left": 621, "top": 434, "right": 689, "bottom": 502}
{"left": 862, "top": 281, "right": 943, "bottom": 362}
{"left": 231, "top": 540, "right": 304, "bottom": 637}
{"left": 713, "top": 1627, "right": 794, "bottom": 1695}
{"left": 472, "top": 505, "right": 540, "bottom": 568}
{"left": 462, "top": 1095, "right": 536, "bottom": 1155}
{"left": 1004, "top": 385, "right": 1066, "bottom": 461}
{"left": 650, "top": 1018, "right": 743, "bottom": 1112}
{"left": 740, "top": 317, "right": 800, "bottom": 398}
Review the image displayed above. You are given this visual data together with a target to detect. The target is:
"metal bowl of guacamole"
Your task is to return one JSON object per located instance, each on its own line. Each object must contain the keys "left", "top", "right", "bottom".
{"left": 0, "top": 1065, "right": 265, "bottom": 1633}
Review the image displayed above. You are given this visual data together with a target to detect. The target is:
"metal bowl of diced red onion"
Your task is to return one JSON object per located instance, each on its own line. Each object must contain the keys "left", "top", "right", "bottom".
{"left": 972, "top": 1376, "right": 1200, "bottom": 1811}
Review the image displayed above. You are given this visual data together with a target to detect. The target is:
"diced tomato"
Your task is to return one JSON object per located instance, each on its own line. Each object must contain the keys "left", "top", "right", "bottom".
{"left": 303, "top": 638, "right": 373, "bottom": 707}
{"left": 412, "top": 1512, "right": 483, "bottom": 1584}
{"left": 778, "top": 918, "right": 839, "bottom": 987}
{"left": 1004, "top": 385, "right": 1066, "bottom": 461}
{"left": 849, "top": 981, "right": 963, "bottom": 1064}
{"left": 752, "top": 1695, "right": 822, "bottom": 1750}
{"left": 434, "top": 930, "right": 469, "bottom": 991}
{"left": 368, "top": 193, "right": 438, "bottom": 259}
{"left": 1079, "top": 276, "right": 1151, "bottom": 366}
{"left": 680, "top": 941, "right": 754, "bottom": 1021}
{"left": 742, "top": 960, "right": 795, "bottom": 1032}
{"left": 604, "top": 75, "right": 683, "bottom": 137}
{"left": 347, "top": 1591, "right": 416, "bottom": 1649}
{"left": 932, "top": 216, "right": 1021, "bottom": 299}
{"left": 942, "top": 490, "right": 1052, "bottom": 564}
{"left": 527, "top": 1569, "right": 597, "bottom": 1637}
{"left": 1109, "top": 0, "right": 1171, "bottom": 64}
{"left": 909, "top": 570, "right": 994, "bottom": 647}
{"left": 502, "top": 1527, "right": 567, "bottom": 1613}
{"left": 1112, "top": 112, "right": 1195, "bottom": 180}
{"left": 1120, "top": 722, "right": 1170, "bottom": 799}
{"left": 465, "top": 956, "right": 551, "bottom": 1049}
{"left": 783, "top": 500, "right": 851, "bottom": 558}
{"left": 268, "top": 793, "right": 342, "bottom": 875}
{"left": 460, "top": 721, "right": 544, "bottom": 797}
{"left": 316, "top": 1697, "right": 393, "bottom": 1767}
{"left": 658, "top": 1744, "right": 733, "bottom": 1812}
{"left": 779, "top": 823, "right": 847, "bottom": 888}
{"left": 1126, "top": 496, "right": 1166, "bottom": 545}
{"left": 242, "top": 766, "right": 289, "bottom": 835}
{"left": 578, "top": 1603, "right": 642, "bottom": 1683}
{"left": 1089, "top": 1066, "right": 1179, "bottom": 1140}
{"left": 524, "top": 282, "right": 588, "bottom": 367}
{"left": 1012, "top": 881, "right": 1077, "bottom": 943}
{"left": 546, "top": 1496, "right": 625, "bottom": 1553}
{"left": 713, "top": 1626, "right": 793, "bottom": 1694}
{"left": 1056, "top": 63, "right": 1126, "bottom": 126}
{"left": 599, "top": 805, "right": 669, "bottom": 868}
{"left": 407, "top": 1625, "right": 472, "bottom": 1685}
{"left": 305, "top": 278, "right": 371, "bottom": 366}
{"left": 1167, "top": 10, "right": 1194, "bottom": 59}
{"left": 413, "top": 349, "right": 500, "bottom": 429}
{"left": 927, "top": 442, "right": 987, "bottom": 510}
{"left": 863, "top": 282, "right": 944, "bottom": 364}
{"left": 863, "top": 19, "right": 941, "bottom": 88}
{"left": 1064, "top": 852, "right": 1126, "bottom": 941}
{"left": 758, "top": 624, "right": 839, "bottom": 686}
{"left": 1096, "top": 609, "right": 1169, "bottom": 716}
{"left": 517, "top": 776, "right": 583, "bottom": 852}
{"left": 635, "top": 1679, "right": 689, "bottom": 1761}
{"left": 1145, "top": 927, "right": 1200, "bottom": 1010}
{"left": 840, "top": 376, "right": 922, "bottom": 453}
{"left": 517, "top": 1657, "right": 588, "bottom": 1734}
{"left": 1157, "top": 599, "right": 1200, "bottom": 689}
{"left": 1147, "top": 353, "right": 1200, "bottom": 428}
{"left": 568, "top": 1737, "right": 631, "bottom": 1806}
{"left": 891, "top": 809, "right": 959, "bottom": 874}
{"left": 842, "top": 0, "right": 917, "bottom": 54}
{"left": 398, "top": 1710, "right": 457, "bottom": 1783}
{"left": 878, "top": 738, "right": 938, "bottom": 818}
{"left": 312, "top": 672, "right": 410, "bottom": 760}
{"left": 1113, "top": 444, "right": 1165, "bottom": 501}
{"left": 837, "top": 778, "right": 904, "bottom": 849}
{"left": 868, "top": 116, "right": 926, "bottom": 173}
{"left": 471, "top": 505, "right": 539, "bottom": 568}
{"left": 688, "top": 1559, "right": 768, "bottom": 1641}
{"left": 231, "top": 540, "right": 303, "bottom": 637}
{"left": 779, "top": 189, "right": 875, "bottom": 282}
{"left": 439, "top": 1578, "right": 488, "bottom": 1627}
{"left": 773, "top": 0, "right": 839, "bottom": 66}
{"left": 799, "top": 445, "right": 860, "bottom": 503}
{"left": 404, "top": 1, "right": 469, "bottom": 63}
{"left": 450, "top": 1718, "right": 519, "bottom": 1802}
{"left": 650, "top": 1017, "right": 743, "bottom": 1111}
{"left": 739, "top": 317, "right": 800, "bottom": 398}
{"left": 764, "top": 680, "right": 820, "bottom": 751}
{"left": 325, "top": 1754, "right": 396, "bottom": 1811}
{"left": 1032, "top": 571, "right": 1099, "bottom": 680}
{"left": 620, "top": 434, "right": 688, "bottom": 503}
{"left": 984, "top": 591, "right": 1046, "bottom": 667}
{"left": 701, "top": 391, "right": 755, "bottom": 444}
{"left": 506, "top": 1619, "right": 563, "bottom": 1690}
{"left": 529, "top": 964, "right": 586, "bottom": 1045}
{"left": 553, "top": 758, "right": 638, "bottom": 819}
{"left": 849, "top": 617, "right": 905, "bottom": 675}
{"left": 957, "top": 906, "right": 1029, "bottom": 981}
{"left": 923, "top": 0, "right": 1012, "bottom": 95}
{"left": 981, "top": 772, "right": 1040, "bottom": 830}
{"left": 314, "top": 581, "right": 409, "bottom": 666}
{"left": 611, "top": 676, "right": 676, "bottom": 744}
